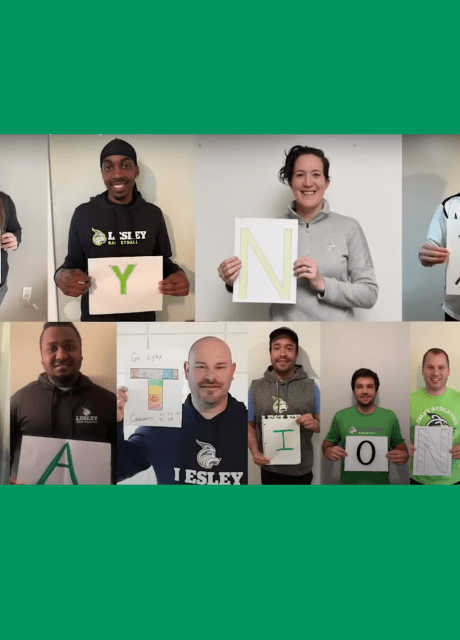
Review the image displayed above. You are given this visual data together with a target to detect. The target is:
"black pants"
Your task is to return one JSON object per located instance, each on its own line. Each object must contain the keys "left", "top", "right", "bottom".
{"left": 261, "top": 468, "right": 313, "bottom": 485}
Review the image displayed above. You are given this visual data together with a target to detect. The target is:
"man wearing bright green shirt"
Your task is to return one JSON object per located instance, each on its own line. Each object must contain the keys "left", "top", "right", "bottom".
{"left": 323, "top": 368, "right": 408, "bottom": 485}
{"left": 410, "top": 348, "right": 460, "bottom": 485}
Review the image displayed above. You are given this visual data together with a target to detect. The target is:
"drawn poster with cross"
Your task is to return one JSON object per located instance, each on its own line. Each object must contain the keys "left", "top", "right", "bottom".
{"left": 413, "top": 425, "right": 453, "bottom": 476}
{"left": 262, "top": 414, "right": 301, "bottom": 465}
{"left": 446, "top": 219, "right": 460, "bottom": 295}
{"left": 88, "top": 256, "right": 163, "bottom": 315}
{"left": 122, "top": 346, "right": 184, "bottom": 428}
{"left": 18, "top": 436, "right": 111, "bottom": 485}
{"left": 233, "top": 218, "right": 298, "bottom": 304}
{"left": 344, "top": 436, "right": 389, "bottom": 472}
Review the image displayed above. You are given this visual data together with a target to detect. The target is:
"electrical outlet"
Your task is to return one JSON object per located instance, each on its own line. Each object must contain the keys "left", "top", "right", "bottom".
{"left": 22, "top": 287, "right": 32, "bottom": 301}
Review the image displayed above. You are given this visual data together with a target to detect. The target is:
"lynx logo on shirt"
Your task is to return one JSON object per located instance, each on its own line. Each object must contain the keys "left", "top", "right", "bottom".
{"left": 426, "top": 413, "right": 450, "bottom": 427}
{"left": 76, "top": 407, "right": 99, "bottom": 424}
{"left": 173, "top": 467, "right": 244, "bottom": 485}
{"left": 349, "top": 426, "right": 357, "bottom": 434}
{"left": 91, "top": 228, "right": 147, "bottom": 246}
{"left": 196, "top": 440, "right": 221, "bottom": 469}
{"left": 92, "top": 228, "right": 107, "bottom": 246}
{"left": 272, "top": 396, "right": 287, "bottom": 413}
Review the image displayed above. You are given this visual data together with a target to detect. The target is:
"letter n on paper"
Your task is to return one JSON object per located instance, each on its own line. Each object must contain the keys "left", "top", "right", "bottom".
{"left": 233, "top": 218, "right": 298, "bottom": 304}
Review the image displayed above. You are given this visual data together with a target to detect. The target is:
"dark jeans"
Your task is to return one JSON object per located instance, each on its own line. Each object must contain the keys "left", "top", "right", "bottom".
{"left": 261, "top": 468, "right": 313, "bottom": 485}
{"left": 445, "top": 313, "right": 458, "bottom": 322}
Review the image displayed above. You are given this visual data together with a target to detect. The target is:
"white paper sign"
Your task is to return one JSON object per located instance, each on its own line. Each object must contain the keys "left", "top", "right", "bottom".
{"left": 124, "top": 346, "right": 184, "bottom": 428}
{"left": 233, "top": 218, "right": 298, "bottom": 304}
{"left": 344, "top": 436, "right": 389, "bottom": 472}
{"left": 88, "top": 256, "right": 163, "bottom": 315}
{"left": 18, "top": 436, "right": 111, "bottom": 485}
{"left": 262, "top": 414, "right": 301, "bottom": 465}
{"left": 446, "top": 219, "right": 460, "bottom": 295}
{"left": 413, "top": 425, "right": 453, "bottom": 476}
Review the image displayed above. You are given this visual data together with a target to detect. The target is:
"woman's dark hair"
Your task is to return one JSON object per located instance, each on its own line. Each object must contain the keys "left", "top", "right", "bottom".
{"left": 278, "top": 145, "right": 330, "bottom": 185}
{"left": 351, "top": 368, "right": 380, "bottom": 392}
{"left": 0, "top": 192, "right": 6, "bottom": 233}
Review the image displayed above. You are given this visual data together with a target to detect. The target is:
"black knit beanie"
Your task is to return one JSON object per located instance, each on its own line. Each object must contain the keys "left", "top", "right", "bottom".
{"left": 100, "top": 138, "right": 137, "bottom": 166}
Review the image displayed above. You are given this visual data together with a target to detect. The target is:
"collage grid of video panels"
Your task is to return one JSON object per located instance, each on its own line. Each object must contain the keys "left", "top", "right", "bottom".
{"left": 0, "top": 134, "right": 458, "bottom": 485}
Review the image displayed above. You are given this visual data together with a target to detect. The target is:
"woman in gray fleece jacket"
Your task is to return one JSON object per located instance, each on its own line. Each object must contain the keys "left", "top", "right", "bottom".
{"left": 218, "top": 145, "right": 378, "bottom": 321}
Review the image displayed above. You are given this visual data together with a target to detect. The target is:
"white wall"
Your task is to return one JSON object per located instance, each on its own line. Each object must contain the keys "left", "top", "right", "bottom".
{"left": 402, "top": 135, "right": 460, "bottom": 320}
{"left": 117, "top": 322, "right": 248, "bottom": 484}
{"left": 10, "top": 323, "right": 117, "bottom": 394}
{"left": 195, "top": 134, "right": 402, "bottom": 321}
{"left": 247, "top": 322, "right": 321, "bottom": 484}
{"left": 49, "top": 134, "right": 195, "bottom": 321}
{"left": 0, "top": 135, "right": 48, "bottom": 321}
{"left": 321, "top": 323, "right": 410, "bottom": 484}
{"left": 410, "top": 323, "right": 460, "bottom": 392}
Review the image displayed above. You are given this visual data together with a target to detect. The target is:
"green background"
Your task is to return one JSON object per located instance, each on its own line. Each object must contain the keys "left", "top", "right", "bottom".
{"left": 2, "top": 4, "right": 459, "bottom": 639}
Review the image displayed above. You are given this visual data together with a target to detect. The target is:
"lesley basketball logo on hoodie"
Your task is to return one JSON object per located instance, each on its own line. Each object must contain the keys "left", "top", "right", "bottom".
{"left": 173, "top": 440, "right": 244, "bottom": 485}
{"left": 91, "top": 227, "right": 147, "bottom": 247}
{"left": 76, "top": 407, "right": 99, "bottom": 424}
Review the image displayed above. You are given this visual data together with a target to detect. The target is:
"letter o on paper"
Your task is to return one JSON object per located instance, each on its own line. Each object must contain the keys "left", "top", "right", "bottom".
{"left": 356, "top": 440, "right": 376, "bottom": 466}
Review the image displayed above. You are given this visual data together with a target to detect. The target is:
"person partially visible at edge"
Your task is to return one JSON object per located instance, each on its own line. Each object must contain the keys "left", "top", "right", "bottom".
{"left": 323, "top": 368, "right": 408, "bottom": 485}
{"left": 218, "top": 145, "right": 378, "bottom": 321}
{"left": 418, "top": 194, "right": 460, "bottom": 321}
{"left": 0, "top": 191, "right": 22, "bottom": 307}
{"left": 410, "top": 348, "right": 460, "bottom": 484}
{"left": 55, "top": 138, "right": 189, "bottom": 321}
{"left": 248, "top": 327, "right": 320, "bottom": 485}
{"left": 10, "top": 322, "right": 116, "bottom": 483}
{"left": 117, "top": 337, "right": 248, "bottom": 485}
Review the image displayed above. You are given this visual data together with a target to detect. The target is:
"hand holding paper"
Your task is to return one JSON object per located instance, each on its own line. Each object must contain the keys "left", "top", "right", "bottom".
{"left": 324, "top": 445, "right": 348, "bottom": 461}
{"left": 218, "top": 256, "right": 242, "bottom": 286}
{"left": 117, "top": 386, "right": 129, "bottom": 422}
{"left": 0, "top": 232, "right": 18, "bottom": 251}
{"left": 386, "top": 446, "right": 409, "bottom": 465}
{"left": 296, "top": 413, "right": 320, "bottom": 432}
{"left": 419, "top": 242, "right": 449, "bottom": 267}
{"left": 450, "top": 443, "right": 460, "bottom": 460}
{"left": 159, "top": 270, "right": 190, "bottom": 296}
{"left": 56, "top": 268, "right": 92, "bottom": 297}
{"left": 293, "top": 257, "right": 325, "bottom": 294}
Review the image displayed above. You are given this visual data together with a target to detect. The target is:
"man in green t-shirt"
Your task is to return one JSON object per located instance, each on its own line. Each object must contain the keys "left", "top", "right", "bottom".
{"left": 410, "top": 348, "right": 460, "bottom": 485}
{"left": 322, "top": 368, "right": 408, "bottom": 485}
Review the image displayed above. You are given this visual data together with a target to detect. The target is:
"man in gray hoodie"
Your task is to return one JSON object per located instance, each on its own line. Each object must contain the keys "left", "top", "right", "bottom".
{"left": 248, "top": 327, "right": 320, "bottom": 484}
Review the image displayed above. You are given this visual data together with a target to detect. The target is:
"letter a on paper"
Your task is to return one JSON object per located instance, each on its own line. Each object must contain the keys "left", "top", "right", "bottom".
{"left": 36, "top": 442, "right": 79, "bottom": 485}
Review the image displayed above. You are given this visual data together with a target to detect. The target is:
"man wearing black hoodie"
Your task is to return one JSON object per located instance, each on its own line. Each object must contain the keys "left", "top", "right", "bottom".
{"left": 10, "top": 322, "right": 116, "bottom": 482}
{"left": 117, "top": 336, "right": 248, "bottom": 485}
{"left": 55, "top": 138, "right": 189, "bottom": 321}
